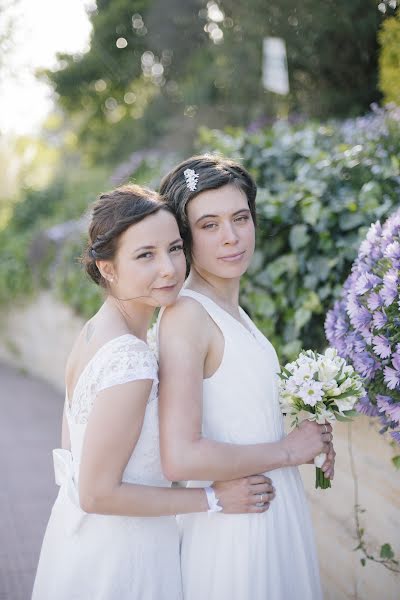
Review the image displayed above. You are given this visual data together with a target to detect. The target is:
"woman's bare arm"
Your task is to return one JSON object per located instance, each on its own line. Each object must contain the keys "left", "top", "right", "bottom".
{"left": 78, "top": 378, "right": 209, "bottom": 515}
{"left": 158, "top": 298, "right": 331, "bottom": 482}
{"left": 78, "top": 377, "right": 274, "bottom": 516}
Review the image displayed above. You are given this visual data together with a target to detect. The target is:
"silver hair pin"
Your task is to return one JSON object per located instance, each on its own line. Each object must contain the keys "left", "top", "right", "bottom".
{"left": 184, "top": 168, "right": 199, "bottom": 191}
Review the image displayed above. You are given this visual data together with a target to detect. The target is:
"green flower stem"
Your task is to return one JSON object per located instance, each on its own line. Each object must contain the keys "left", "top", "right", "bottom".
{"left": 315, "top": 467, "right": 331, "bottom": 489}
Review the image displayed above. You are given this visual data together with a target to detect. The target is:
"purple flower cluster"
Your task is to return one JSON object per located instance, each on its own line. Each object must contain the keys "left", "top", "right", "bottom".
{"left": 325, "top": 208, "right": 400, "bottom": 443}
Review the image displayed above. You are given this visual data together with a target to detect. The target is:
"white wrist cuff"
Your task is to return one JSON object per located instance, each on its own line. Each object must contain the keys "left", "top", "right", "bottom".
{"left": 204, "top": 486, "right": 222, "bottom": 513}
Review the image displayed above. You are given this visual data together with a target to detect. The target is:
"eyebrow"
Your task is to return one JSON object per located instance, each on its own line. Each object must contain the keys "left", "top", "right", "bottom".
{"left": 195, "top": 208, "right": 251, "bottom": 224}
{"left": 134, "top": 238, "right": 183, "bottom": 252}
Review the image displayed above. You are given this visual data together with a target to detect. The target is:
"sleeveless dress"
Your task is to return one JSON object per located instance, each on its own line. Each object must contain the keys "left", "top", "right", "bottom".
{"left": 176, "top": 290, "right": 322, "bottom": 600}
{"left": 32, "top": 334, "right": 182, "bottom": 600}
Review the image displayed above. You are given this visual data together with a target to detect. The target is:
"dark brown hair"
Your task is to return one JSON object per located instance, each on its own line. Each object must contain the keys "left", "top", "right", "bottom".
{"left": 82, "top": 184, "right": 173, "bottom": 287}
{"left": 159, "top": 154, "right": 257, "bottom": 259}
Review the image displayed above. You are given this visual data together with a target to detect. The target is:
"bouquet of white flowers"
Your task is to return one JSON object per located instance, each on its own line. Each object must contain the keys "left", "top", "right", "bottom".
{"left": 278, "top": 348, "right": 366, "bottom": 489}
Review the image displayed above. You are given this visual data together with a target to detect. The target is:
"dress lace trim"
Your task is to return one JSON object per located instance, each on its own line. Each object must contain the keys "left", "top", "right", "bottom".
{"left": 67, "top": 334, "right": 158, "bottom": 425}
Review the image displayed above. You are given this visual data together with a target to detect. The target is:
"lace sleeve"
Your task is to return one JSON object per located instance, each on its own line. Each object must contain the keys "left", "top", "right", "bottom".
{"left": 98, "top": 336, "right": 158, "bottom": 393}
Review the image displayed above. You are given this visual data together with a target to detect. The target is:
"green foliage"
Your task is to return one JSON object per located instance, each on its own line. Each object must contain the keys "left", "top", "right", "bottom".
{"left": 0, "top": 228, "right": 35, "bottom": 306}
{"left": 380, "top": 543, "right": 396, "bottom": 560}
{"left": 198, "top": 107, "right": 400, "bottom": 360}
{"left": 55, "top": 237, "right": 103, "bottom": 320}
{"left": 11, "top": 181, "right": 67, "bottom": 233}
{"left": 44, "top": 0, "right": 388, "bottom": 163}
{"left": 379, "top": 9, "right": 400, "bottom": 105}
{"left": 0, "top": 165, "right": 110, "bottom": 310}
{"left": 392, "top": 455, "right": 400, "bottom": 469}
{"left": 220, "top": 0, "right": 384, "bottom": 118}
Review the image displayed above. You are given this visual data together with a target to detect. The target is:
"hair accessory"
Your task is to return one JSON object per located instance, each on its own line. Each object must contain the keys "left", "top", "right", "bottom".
{"left": 184, "top": 168, "right": 199, "bottom": 192}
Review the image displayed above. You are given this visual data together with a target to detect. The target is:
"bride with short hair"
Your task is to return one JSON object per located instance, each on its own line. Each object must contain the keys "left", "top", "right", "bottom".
{"left": 158, "top": 156, "right": 335, "bottom": 600}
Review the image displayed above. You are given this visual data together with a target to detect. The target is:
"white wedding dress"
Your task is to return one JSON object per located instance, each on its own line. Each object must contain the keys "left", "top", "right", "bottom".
{"left": 176, "top": 290, "right": 323, "bottom": 600}
{"left": 32, "top": 334, "right": 182, "bottom": 600}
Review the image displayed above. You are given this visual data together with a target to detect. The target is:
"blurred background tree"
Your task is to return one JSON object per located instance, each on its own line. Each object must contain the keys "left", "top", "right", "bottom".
{"left": 379, "top": 5, "right": 400, "bottom": 104}
{"left": 2, "top": 0, "right": 400, "bottom": 349}
{"left": 42, "top": 0, "right": 396, "bottom": 164}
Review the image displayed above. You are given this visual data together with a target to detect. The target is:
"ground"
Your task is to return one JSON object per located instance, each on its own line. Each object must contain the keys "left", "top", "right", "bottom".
{"left": 0, "top": 362, "right": 63, "bottom": 600}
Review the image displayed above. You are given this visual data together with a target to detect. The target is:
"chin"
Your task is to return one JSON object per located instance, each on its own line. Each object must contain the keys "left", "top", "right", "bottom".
{"left": 152, "top": 291, "right": 180, "bottom": 307}
{"left": 215, "top": 262, "right": 250, "bottom": 279}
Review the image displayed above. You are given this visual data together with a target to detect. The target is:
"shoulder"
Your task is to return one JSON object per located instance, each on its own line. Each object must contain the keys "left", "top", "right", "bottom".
{"left": 161, "top": 295, "right": 209, "bottom": 332}
{"left": 105, "top": 334, "right": 156, "bottom": 367}
{"left": 98, "top": 334, "right": 158, "bottom": 392}
{"left": 159, "top": 296, "right": 214, "bottom": 347}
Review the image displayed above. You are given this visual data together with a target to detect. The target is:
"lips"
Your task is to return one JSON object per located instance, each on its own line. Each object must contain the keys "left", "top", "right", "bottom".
{"left": 154, "top": 283, "right": 177, "bottom": 291}
{"left": 218, "top": 251, "right": 246, "bottom": 261}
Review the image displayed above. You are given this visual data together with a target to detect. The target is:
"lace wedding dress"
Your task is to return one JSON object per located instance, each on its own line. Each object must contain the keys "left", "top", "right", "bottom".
{"left": 176, "top": 290, "right": 322, "bottom": 600}
{"left": 32, "top": 334, "right": 182, "bottom": 600}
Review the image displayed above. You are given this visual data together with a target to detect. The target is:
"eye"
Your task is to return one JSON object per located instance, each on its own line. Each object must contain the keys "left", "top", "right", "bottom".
{"left": 234, "top": 214, "right": 250, "bottom": 223}
{"left": 170, "top": 244, "right": 184, "bottom": 253}
{"left": 202, "top": 222, "right": 217, "bottom": 230}
{"left": 137, "top": 252, "right": 153, "bottom": 259}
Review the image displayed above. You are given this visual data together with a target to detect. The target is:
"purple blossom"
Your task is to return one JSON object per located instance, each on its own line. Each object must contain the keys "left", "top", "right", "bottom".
{"left": 390, "top": 430, "right": 400, "bottom": 443}
{"left": 349, "top": 304, "right": 372, "bottom": 332}
{"left": 372, "top": 335, "right": 392, "bottom": 359}
{"left": 376, "top": 395, "right": 400, "bottom": 426}
{"left": 325, "top": 301, "right": 350, "bottom": 357}
{"left": 372, "top": 310, "right": 387, "bottom": 330}
{"left": 392, "top": 349, "right": 400, "bottom": 372}
{"left": 385, "top": 240, "right": 400, "bottom": 262}
{"left": 383, "top": 365, "right": 400, "bottom": 390}
{"left": 367, "top": 291, "right": 383, "bottom": 311}
{"left": 380, "top": 269, "right": 398, "bottom": 307}
{"left": 324, "top": 207, "right": 400, "bottom": 442}
{"left": 354, "top": 272, "right": 381, "bottom": 295}
{"left": 353, "top": 351, "right": 378, "bottom": 379}
{"left": 356, "top": 395, "right": 380, "bottom": 417}
{"left": 358, "top": 238, "right": 372, "bottom": 260}
{"left": 366, "top": 221, "right": 382, "bottom": 245}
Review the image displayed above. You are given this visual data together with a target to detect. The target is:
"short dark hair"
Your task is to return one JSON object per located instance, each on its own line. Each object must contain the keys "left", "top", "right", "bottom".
{"left": 82, "top": 184, "right": 173, "bottom": 287}
{"left": 159, "top": 154, "right": 257, "bottom": 259}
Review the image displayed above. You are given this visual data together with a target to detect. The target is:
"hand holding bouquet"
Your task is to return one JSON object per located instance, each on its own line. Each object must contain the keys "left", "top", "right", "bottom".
{"left": 278, "top": 348, "right": 366, "bottom": 489}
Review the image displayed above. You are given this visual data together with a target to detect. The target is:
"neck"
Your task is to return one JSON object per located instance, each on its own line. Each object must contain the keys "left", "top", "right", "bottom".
{"left": 186, "top": 268, "right": 241, "bottom": 311}
{"left": 104, "top": 296, "right": 155, "bottom": 341}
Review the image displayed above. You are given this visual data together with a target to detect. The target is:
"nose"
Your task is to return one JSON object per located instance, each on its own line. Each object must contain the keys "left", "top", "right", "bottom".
{"left": 159, "top": 252, "right": 175, "bottom": 277}
{"left": 221, "top": 221, "right": 239, "bottom": 245}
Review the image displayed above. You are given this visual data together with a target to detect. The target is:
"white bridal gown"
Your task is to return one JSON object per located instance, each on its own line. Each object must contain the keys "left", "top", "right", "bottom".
{"left": 32, "top": 334, "right": 182, "bottom": 600}
{"left": 176, "top": 290, "right": 322, "bottom": 600}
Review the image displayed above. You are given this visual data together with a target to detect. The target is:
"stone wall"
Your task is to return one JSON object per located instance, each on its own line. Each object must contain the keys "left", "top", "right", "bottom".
{"left": 0, "top": 292, "right": 83, "bottom": 392}
{"left": 1, "top": 292, "right": 399, "bottom": 598}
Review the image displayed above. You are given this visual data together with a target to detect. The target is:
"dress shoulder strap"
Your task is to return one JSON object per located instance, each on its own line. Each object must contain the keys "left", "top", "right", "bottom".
{"left": 179, "top": 289, "right": 231, "bottom": 332}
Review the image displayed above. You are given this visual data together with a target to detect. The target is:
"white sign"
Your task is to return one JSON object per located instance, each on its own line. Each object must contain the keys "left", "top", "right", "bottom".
{"left": 262, "top": 37, "right": 289, "bottom": 95}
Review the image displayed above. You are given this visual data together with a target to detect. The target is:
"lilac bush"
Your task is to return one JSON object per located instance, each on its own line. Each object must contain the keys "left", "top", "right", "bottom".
{"left": 325, "top": 209, "right": 400, "bottom": 443}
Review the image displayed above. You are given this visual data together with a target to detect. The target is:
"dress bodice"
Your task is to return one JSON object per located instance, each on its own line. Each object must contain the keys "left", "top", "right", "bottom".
{"left": 179, "top": 289, "right": 285, "bottom": 445}
{"left": 65, "top": 334, "right": 168, "bottom": 487}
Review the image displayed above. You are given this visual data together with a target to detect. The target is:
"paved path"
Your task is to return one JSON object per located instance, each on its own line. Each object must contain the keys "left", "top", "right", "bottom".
{"left": 0, "top": 363, "right": 63, "bottom": 600}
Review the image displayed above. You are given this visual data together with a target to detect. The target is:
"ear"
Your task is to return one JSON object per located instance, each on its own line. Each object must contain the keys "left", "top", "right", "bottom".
{"left": 96, "top": 260, "right": 115, "bottom": 283}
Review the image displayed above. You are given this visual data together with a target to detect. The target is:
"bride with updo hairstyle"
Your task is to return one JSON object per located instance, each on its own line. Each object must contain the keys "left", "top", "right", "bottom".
{"left": 32, "top": 183, "right": 276, "bottom": 600}
{"left": 158, "top": 155, "right": 335, "bottom": 600}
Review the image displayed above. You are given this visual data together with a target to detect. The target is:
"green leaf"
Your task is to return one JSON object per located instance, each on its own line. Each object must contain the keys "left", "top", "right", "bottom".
{"left": 335, "top": 413, "right": 354, "bottom": 422}
{"left": 342, "top": 409, "right": 359, "bottom": 417}
{"left": 380, "top": 544, "right": 395, "bottom": 560}
{"left": 339, "top": 212, "right": 365, "bottom": 231}
{"left": 391, "top": 455, "right": 400, "bottom": 469}
{"left": 294, "top": 307, "right": 312, "bottom": 332}
{"left": 289, "top": 224, "right": 310, "bottom": 251}
{"left": 301, "top": 198, "right": 321, "bottom": 226}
